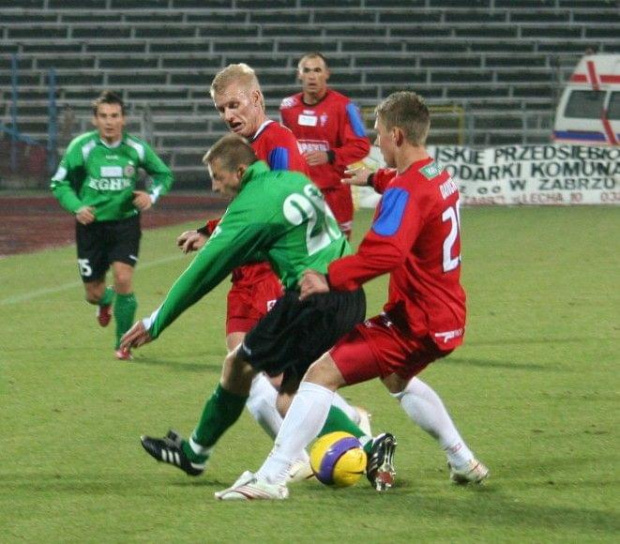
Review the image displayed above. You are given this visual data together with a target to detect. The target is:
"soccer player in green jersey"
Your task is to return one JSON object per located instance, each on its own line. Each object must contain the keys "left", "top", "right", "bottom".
{"left": 50, "top": 90, "right": 174, "bottom": 360}
{"left": 122, "top": 134, "right": 396, "bottom": 489}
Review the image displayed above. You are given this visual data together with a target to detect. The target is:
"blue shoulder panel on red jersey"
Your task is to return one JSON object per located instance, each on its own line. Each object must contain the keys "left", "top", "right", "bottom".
{"left": 268, "top": 147, "right": 290, "bottom": 170}
{"left": 346, "top": 103, "right": 367, "bottom": 137}
{"left": 372, "top": 188, "right": 409, "bottom": 236}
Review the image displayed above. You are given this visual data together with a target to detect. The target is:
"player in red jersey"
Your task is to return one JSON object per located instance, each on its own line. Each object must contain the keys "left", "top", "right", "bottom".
{"left": 205, "top": 64, "right": 307, "bottom": 345}
{"left": 175, "top": 64, "right": 372, "bottom": 474}
{"left": 280, "top": 53, "right": 370, "bottom": 239}
{"left": 178, "top": 64, "right": 305, "bottom": 347}
{"left": 218, "top": 91, "right": 489, "bottom": 500}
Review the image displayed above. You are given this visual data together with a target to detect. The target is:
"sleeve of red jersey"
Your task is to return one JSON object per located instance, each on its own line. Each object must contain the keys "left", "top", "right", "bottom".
{"left": 269, "top": 130, "right": 309, "bottom": 175}
{"left": 331, "top": 102, "right": 371, "bottom": 168}
{"left": 328, "top": 181, "right": 422, "bottom": 290}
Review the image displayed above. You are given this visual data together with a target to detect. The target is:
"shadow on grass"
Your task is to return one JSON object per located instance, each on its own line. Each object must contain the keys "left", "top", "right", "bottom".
{"left": 5, "top": 471, "right": 618, "bottom": 534}
{"left": 1, "top": 472, "right": 229, "bottom": 494}
{"left": 401, "top": 488, "right": 617, "bottom": 533}
{"left": 298, "top": 477, "right": 618, "bottom": 534}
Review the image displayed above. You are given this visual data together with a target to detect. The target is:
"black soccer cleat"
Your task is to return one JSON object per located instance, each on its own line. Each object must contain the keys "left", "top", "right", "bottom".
{"left": 366, "top": 432, "right": 397, "bottom": 491}
{"left": 140, "top": 429, "right": 206, "bottom": 477}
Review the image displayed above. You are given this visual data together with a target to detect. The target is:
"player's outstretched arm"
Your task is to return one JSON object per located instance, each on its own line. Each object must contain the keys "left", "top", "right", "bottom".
{"left": 341, "top": 166, "right": 371, "bottom": 186}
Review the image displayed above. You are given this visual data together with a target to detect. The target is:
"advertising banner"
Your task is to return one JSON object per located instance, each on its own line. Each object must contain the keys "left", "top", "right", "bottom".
{"left": 355, "top": 144, "right": 620, "bottom": 207}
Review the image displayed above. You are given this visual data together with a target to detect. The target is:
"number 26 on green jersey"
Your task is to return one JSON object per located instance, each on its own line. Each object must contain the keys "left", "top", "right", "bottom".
{"left": 283, "top": 184, "right": 341, "bottom": 256}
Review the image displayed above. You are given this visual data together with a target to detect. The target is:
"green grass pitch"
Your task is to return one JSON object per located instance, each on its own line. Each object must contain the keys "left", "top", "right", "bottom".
{"left": 1, "top": 206, "right": 618, "bottom": 543}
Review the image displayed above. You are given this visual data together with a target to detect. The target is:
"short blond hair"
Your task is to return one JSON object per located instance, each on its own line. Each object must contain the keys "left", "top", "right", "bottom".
{"left": 210, "top": 63, "right": 260, "bottom": 98}
{"left": 375, "top": 91, "right": 430, "bottom": 146}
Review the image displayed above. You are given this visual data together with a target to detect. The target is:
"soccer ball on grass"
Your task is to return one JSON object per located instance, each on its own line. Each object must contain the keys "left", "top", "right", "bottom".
{"left": 309, "top": 432, "right": 367, "bottom": 487}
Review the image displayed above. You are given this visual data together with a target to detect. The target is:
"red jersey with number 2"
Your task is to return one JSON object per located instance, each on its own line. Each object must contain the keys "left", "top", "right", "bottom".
{"left": 328, "top": 157, "right": 466, "bottom": 351}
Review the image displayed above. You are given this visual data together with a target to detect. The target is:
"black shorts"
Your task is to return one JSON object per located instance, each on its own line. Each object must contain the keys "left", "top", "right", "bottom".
{"left": 241, "top": 288, "right": 366, "bottom": 382}
{"left": 75, "top": 215, "right": 141, "bottom": 282}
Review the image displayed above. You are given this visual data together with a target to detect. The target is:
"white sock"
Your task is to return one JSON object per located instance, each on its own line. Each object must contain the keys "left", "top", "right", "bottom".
{"left": 393, "top": 377, "right": 474, "bottom": 469}
{"left": 188, "top": 436, "right": 213, "bottom": 458}
{"left": 246, "top": 373, "right": 283, "bottom": 440}
{"left": 257, "top": 382, "right": 334, "bottom": 484}
{"left": 245, "top": 373, "right": 311, "bottom": 466}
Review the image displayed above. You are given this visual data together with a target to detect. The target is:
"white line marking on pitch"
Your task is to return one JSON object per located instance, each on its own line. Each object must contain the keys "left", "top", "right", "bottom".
{"left": 0, "top": 254, "right": 185, "bottom": 306}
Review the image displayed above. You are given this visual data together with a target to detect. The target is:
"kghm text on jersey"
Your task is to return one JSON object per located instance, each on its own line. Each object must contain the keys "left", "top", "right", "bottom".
{"left": 88, "top": 178, "right": 132, "bottom": 191}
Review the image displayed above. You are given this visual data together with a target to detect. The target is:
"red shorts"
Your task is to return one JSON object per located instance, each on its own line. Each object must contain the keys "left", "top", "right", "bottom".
{"left": 330, "top": 314, "right": 453, "bottom": 384}
{"left": 322, "top": 185, "right": 353, "bottom": 238}
{"left": 226, "top": 274, "right": 284, "bottom": 335}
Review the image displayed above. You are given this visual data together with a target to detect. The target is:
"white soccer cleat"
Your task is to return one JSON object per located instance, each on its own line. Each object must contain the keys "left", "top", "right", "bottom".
{"left": 287, "top": 458, "right": 315, "bottom": 483}
{"left": 449, "top": 459, "right": 490, "bottom": 485}
{"left": 215, "top": 471, "right": 289, "bottom": 501}
{"left": 354, "top": 406, "right": 373, "bottom": 436}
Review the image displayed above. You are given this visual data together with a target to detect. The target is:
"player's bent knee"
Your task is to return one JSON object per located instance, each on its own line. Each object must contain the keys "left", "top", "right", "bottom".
{"left": 304, "top": 353, "right": 345, "bottom": 391}
{"left": 220, "top": 347, "right": 255, "bottom": 394}
{"left": 112, "top": 262, "right": 134, "bottom": 293}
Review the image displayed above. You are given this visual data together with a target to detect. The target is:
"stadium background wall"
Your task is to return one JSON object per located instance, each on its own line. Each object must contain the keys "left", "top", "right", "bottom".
{"left": 0, "top": 0, "right": 618, "bottom": 189}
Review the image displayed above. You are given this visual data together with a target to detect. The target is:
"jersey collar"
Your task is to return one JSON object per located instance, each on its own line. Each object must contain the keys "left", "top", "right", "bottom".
{"left": 97, "top": 132, "right": 126, "bottom": 148}
{"left": 252, "top": 120, "right": 273, "bottom": 141}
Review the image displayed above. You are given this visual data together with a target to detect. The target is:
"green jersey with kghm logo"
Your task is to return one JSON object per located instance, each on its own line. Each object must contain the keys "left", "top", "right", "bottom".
{"left": 50, "top": 131, "right": 174, "bottom": 221}
{"left": 144, "top": 161, "right": 350, "bottom": 339}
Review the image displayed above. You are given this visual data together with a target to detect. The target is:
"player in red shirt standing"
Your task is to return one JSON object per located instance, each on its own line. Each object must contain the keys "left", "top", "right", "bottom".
{"left": 280, "top": 53, "right": 370, "bottom": 239}
{"left": 218, "top": 91, "right": 489, "bottom": 500}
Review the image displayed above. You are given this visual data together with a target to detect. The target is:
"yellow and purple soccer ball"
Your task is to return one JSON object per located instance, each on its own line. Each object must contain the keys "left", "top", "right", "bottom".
{"left": 309, "top": 432, "right": 367, "bottom": 487}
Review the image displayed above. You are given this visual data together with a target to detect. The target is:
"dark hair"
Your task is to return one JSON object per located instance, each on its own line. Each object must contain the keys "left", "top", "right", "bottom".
{"left": 91, "top": 90, "right": 125, "bottom": 116}
{"left": 202, "top": 134, "right": 258, "bottom": 171}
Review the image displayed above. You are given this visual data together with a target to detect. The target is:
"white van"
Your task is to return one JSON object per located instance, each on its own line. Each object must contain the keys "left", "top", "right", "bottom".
{"left": 553, "top": 54, "right": 620, "bottom": 146}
